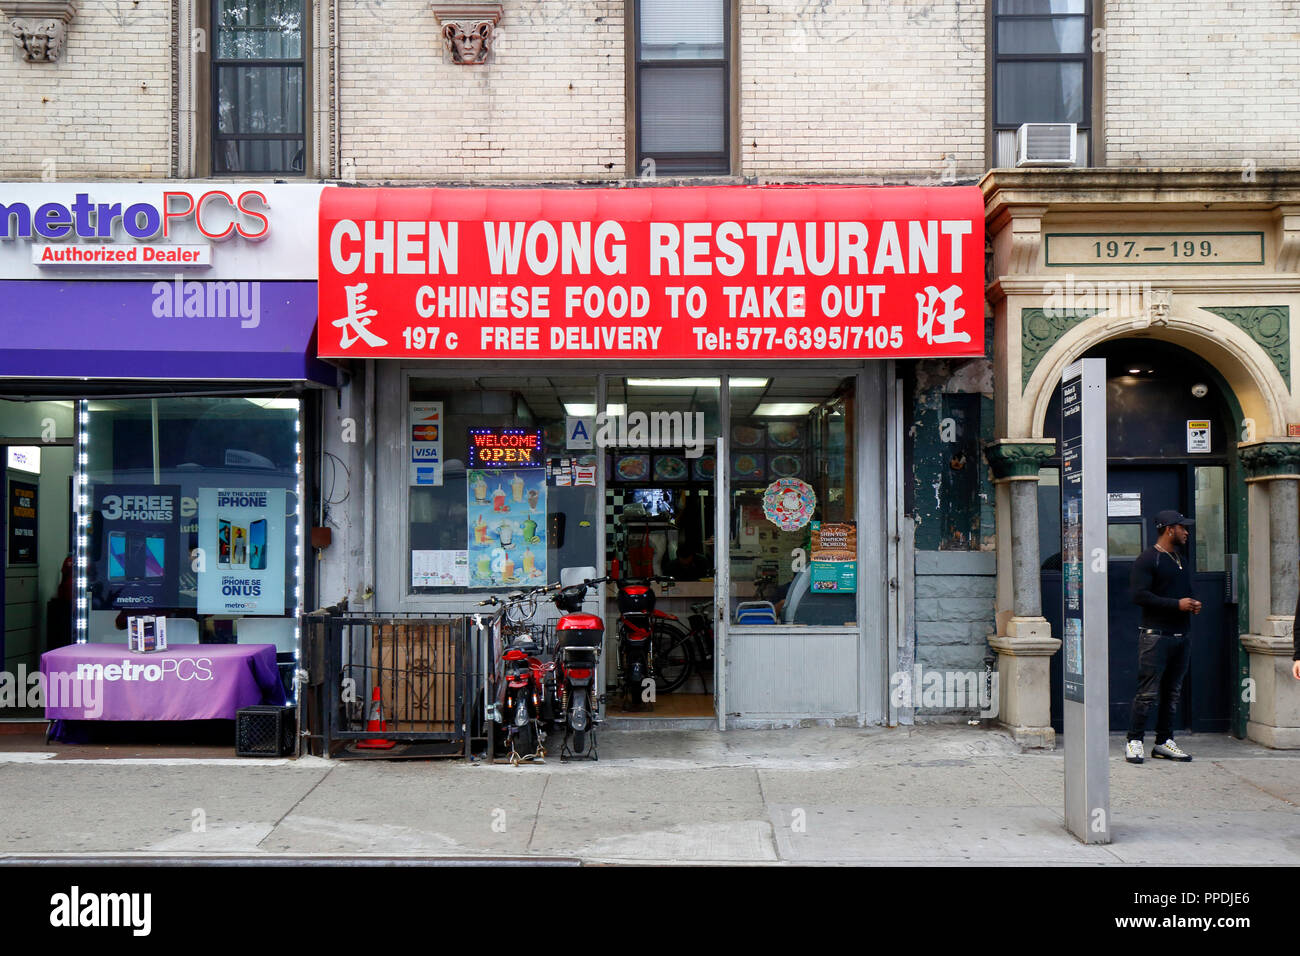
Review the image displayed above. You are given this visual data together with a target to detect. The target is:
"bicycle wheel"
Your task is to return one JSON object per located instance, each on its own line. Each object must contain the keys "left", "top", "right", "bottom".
{"left": 652, "top": 621, "right": 694, "bottom": 694}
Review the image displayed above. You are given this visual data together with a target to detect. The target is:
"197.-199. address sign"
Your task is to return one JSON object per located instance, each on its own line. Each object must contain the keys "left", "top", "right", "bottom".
{"left": 1044, "top": 231, "right": 1265, "bottom": 267}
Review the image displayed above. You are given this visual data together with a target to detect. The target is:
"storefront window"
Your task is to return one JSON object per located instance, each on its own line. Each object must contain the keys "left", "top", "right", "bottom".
{"left": 406, "top": 376, "right": 597, "bottom": 596}
{"left": 84, "top": 397, "right": 300, "bottom": 647}
{"left": 730, "top": 376, "right": 856, "bottom": 626}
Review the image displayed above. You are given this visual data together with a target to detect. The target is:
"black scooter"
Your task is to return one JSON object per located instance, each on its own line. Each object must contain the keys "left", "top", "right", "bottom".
{"left": 550, "top": 576, "right": 610, "bottom": 760}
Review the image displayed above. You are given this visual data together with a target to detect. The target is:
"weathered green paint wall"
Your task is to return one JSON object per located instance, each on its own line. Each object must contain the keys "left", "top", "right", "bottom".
{"left": 909, "top": 300, "right": 996, "bottom": 552}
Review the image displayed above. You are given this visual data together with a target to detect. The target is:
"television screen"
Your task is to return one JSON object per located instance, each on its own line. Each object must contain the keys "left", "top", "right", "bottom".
{"left": 632, "top": 488, "right": 674, "bottom": 517}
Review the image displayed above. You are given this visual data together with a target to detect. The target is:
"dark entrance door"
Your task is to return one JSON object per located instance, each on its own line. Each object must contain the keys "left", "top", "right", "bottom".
{"left": 1101, "top": 466, "right": 1231, "bottom": 732}
{"left": 1043, "top": 341, "right": 1237, "bottom": 735}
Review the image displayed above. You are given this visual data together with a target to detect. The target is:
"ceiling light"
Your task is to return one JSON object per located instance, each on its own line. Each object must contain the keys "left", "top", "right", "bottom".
{"left": 753, "top": 402, "right": 817, "bottom": 416}
{"left": 564, "top": 403, "right": 626, "bottom": 417}
{"left": 1128, "top": 368, "right": 1141, "bottom": 375}
{"left": 626, "top": 377, "right": 768, "bottom": 389}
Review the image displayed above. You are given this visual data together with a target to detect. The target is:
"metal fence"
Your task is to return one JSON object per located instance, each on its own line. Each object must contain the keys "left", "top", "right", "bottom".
{"left": 304, "top": 610, "right": 496, "bottom": 758}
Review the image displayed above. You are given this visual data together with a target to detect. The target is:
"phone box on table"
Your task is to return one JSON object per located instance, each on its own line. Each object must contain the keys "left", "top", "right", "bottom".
{"left": 127, "top": 616, "right": 168, "bottom": 653}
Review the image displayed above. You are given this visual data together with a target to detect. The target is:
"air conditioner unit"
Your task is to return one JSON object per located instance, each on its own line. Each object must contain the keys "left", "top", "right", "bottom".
{"left": 1015, "top": 123, "right": 1077, "bottom": 167}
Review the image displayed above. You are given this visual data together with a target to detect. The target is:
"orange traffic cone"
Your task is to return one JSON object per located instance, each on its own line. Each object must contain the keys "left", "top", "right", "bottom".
{"left": 356, "top": 687, "right": 396, "bottom": 750}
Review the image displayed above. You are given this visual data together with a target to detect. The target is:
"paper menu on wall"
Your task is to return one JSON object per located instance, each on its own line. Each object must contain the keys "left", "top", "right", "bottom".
{"left": 412, "top": 549, "right": 469, "bottom": 588}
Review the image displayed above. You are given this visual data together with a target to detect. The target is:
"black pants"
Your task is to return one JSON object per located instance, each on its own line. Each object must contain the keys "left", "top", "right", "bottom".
{"left": 1126, "top": 629, "right": 1191, "bottom": 742}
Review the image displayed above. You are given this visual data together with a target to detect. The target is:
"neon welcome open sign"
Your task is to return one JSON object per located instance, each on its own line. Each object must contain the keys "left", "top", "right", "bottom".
{"left": 467, "top": 428, "right": 544, "bottom": 468}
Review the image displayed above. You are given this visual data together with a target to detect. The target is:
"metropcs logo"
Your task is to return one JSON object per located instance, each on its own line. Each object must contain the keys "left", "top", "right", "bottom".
{"left": 0, "top": 190, "right": 270, "bottom": 241}
{"left": 1, "top": 189, "right": 271, "bottom": 268}
{"left": 75, "top": 658, "right": 214, "bottom": 682}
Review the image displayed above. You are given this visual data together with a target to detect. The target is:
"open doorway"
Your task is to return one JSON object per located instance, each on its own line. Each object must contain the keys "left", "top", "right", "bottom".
{"left": 603, "top": 376, "right": 721, "bottom": 720}
{"left": 1040, "top": 340, "right": 1238, "bottom": 734}
{"left": 1, "top": 400, "right": 76, "bottom": 721}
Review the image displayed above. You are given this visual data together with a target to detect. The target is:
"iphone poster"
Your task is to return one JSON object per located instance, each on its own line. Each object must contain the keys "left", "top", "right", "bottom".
{"left": 197, "top": 487, "right": 287, "bottom": 615}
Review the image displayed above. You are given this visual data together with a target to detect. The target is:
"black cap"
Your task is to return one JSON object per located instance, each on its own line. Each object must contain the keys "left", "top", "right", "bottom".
{"left": 1155, "top": 509, "right": 1194, "bottom": 529}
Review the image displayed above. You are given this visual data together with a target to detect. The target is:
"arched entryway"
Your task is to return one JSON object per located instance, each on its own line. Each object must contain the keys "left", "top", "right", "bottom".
{"left": 1039, "top": 339, "right": 1242, "bottom": 734}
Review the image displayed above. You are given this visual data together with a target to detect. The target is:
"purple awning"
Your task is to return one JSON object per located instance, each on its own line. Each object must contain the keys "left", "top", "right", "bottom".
{"left": 0, "top": 280, "right": 336, "bottom": 385}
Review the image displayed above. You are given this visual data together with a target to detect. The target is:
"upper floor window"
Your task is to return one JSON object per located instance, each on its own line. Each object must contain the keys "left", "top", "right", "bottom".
{"left": 212, "top": 0, "right": 306, "bottom": 175}
{"left": 634, "top": 0, "right": 730, "bottom": 177}
{"left": 993, "top": 0, "right": 1090, "bottom": 165}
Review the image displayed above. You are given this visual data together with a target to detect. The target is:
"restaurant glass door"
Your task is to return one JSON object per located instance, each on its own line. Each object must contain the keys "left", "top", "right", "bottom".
{"left": 724, "top": 375, "right": 860, "bottom": 718}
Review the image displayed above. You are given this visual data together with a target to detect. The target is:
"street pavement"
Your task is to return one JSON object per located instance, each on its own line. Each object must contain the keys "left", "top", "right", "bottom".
{"left": 0, "top": 725, "right": 1297, "bottom": 865}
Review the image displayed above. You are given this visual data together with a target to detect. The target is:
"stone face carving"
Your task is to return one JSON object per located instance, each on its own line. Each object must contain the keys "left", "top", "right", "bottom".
{"left": 441, "top": 19, "right": 493, "bottom": 64}
{"left": 11, "top": 16, "right": 63, "bottom": 60}
{"left": 430, "top": 1, "right": 502, "bottom": 65}
{"left": 4, "top": 1, "right": 76, "bottom": 62}
{"left": 1147, "top": 288, "right": 1172, "bottom": 325}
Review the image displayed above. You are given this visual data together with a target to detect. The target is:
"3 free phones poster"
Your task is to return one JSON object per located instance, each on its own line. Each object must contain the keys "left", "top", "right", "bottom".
{"left": 93, "top": 484, "right": 181, "bottom": 609}
{"left": 197, "top": 487, "right": 287, "bottom": 615}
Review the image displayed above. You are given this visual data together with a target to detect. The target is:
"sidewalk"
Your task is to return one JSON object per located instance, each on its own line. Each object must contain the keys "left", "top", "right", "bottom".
{"left": 0, "top": 726, "right": 1296, "bottom": 865}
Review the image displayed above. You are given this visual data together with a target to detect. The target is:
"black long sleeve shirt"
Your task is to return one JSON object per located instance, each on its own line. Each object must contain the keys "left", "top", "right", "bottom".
{"left": 1130, "top": 547, "right": 1194, "bottom": 633}
{"left": 1294, "top": 589, "right": 1300, "bottom": 661}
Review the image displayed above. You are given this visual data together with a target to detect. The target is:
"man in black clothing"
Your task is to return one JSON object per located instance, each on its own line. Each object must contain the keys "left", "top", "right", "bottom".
{"left": 1293, "top": 589, "right": 1300, "bottom": 682}
{"left": 1126, "top": 508, "right": 1201, "bottom": 764}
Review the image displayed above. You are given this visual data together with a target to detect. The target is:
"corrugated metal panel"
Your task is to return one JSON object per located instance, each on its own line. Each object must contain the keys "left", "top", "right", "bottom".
{"left": 727, "top": 630, "right": 858, "bottom": 716}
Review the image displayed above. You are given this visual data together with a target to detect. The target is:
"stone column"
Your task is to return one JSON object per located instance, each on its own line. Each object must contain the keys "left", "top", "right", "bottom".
{"left": 1239, "top": 440, "right": 1300, "bottom": 748}
{"left": 984, "top": 438, "right": 1059, "bottom": 748}
{"left": 1268, "top": 479, "right": 1299, "bottom": 617}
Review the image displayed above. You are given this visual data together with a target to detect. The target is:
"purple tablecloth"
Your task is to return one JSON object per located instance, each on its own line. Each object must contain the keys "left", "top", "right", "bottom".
{"left": 40, "top": 644, "right": 286, "bottom": 722}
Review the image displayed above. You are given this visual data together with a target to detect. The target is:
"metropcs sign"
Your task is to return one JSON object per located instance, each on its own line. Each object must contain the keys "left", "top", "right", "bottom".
{"left": 0, "top": 183, "right": 325, "bottom": 281}
{"left": 317, "top": 186, "right": 985, "bottom": 360}
{"left": 1, "top": 188, "right": 269, "bottom": 267}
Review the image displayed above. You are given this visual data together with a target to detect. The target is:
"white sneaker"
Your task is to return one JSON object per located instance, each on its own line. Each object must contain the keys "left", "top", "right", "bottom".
{"left": 1153, "top": 738, "right": 1192, "bottom": 762}
{"left": 1125, "top": 740, "right": 1144, "bottom": 764}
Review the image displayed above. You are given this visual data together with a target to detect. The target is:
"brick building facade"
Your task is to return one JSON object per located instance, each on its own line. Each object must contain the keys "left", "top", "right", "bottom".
{"left": 4, "top": 1, "right": 1300, "bottom": 742}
